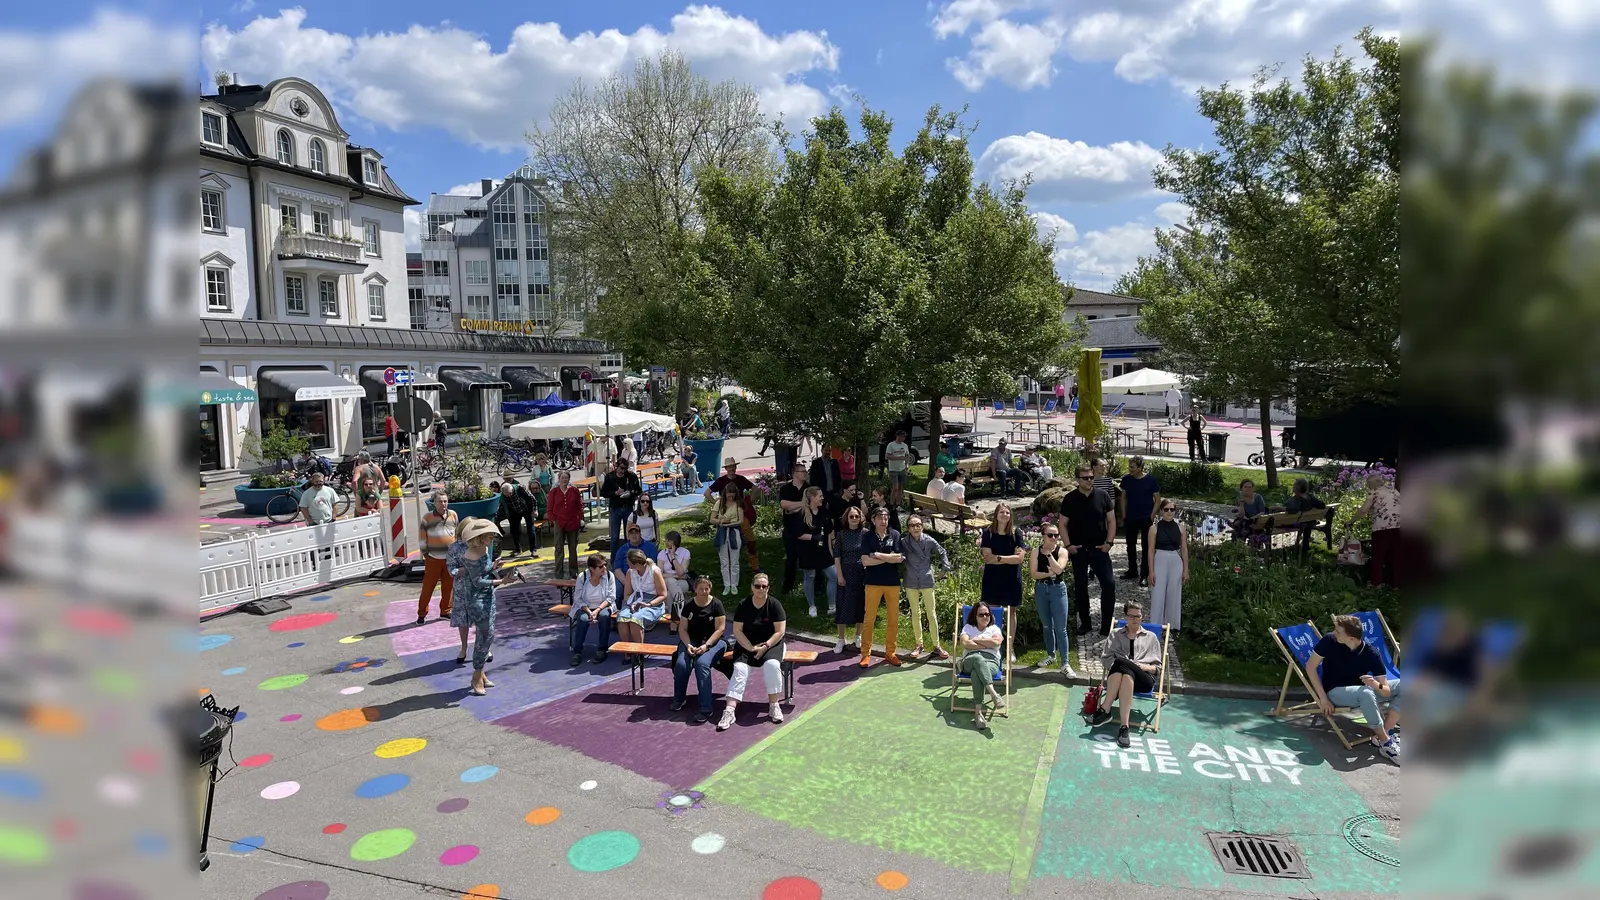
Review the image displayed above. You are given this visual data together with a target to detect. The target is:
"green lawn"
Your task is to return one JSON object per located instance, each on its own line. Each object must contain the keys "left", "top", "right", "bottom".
{"left": 1176, "top": 636, "right": 1285, "bottom": 686}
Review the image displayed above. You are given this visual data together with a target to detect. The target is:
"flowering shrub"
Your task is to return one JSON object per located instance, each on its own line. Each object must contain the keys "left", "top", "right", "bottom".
{"left": 1323, "top": 463, "right": 1397, "bottom": 541}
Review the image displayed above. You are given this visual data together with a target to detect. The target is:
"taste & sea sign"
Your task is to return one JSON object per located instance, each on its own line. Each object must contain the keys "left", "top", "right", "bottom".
{"left": 1088, "top": 733, "right": 1306, "bottom": 785}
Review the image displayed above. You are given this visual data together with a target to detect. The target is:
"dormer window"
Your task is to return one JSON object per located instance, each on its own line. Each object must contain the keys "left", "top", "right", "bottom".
{"left": 309, "top": 139, "right": 326, "bottom": 174}
{"left": 202, "top": 112, "right": 222, "bottom": 145}
{"left": 276, "top": 129, "right": 294, "bottom": 166}
{"left": 363, "top": 157, "right": 379, "bottom": 186}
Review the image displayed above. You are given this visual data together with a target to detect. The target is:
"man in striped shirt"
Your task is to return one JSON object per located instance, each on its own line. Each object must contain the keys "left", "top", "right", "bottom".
{"left": 417, "top": 491, "right": 458, "bottom": 624}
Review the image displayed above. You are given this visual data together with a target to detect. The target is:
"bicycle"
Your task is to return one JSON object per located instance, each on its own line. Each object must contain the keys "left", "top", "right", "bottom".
{"left": 550, "top": 442, "right": 582, "bottom": 471}
{"left": 264, "top": 480, "right": 353, "bottom": 524}
{"left": 1246, "top": 447, "right": 1298, "bottom": 468}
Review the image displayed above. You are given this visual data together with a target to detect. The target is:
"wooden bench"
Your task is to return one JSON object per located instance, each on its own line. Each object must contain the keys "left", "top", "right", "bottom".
{"left": 545, "top": 579, "right": 575, "bottom": 606}
{"left": 1248, "top": 504, "right": 1339, "bottom": 553}
{"left": 952, "top": 456, "right": 998, "bottom": 493}
{"left": 904, "top": 490, "right": 991, "bottom": 535}
{"left": 606, "top": 641, "right": 819, "bottom": 700}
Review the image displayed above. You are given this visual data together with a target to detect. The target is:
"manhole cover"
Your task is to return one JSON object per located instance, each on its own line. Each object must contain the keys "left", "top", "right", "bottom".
{"left": 1205, "top": 832, "right": 1310, "bottom": 879}
{"left": 1343, "top": 814, "right": 1400, "bottom": 867}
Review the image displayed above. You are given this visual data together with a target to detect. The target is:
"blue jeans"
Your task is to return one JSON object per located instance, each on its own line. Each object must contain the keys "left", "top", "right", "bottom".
{"left": 803, "top": 566, "right": 838, "bottom": 611}
{"left": 1327, "top": 678, "right": 1402, "bottom": 736}
{"left": 608, "top": 507, "right": 629, "bottom": 552}
{"left": 673, "top": 638, "right": 728, "bottom": 713}
{"left": 1034, "top": 580, "right": 1070, "bottom": 659}
{"left": 570, "top": 608, "right": 614, "bottom": 656}
{"left": 995, "top": 466, "right": 1027, "bottom": 495}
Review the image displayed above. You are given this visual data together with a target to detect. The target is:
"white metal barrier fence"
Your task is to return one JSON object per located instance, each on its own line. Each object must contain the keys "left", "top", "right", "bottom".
{"left": 7, "top": 513, "right": 191, "bottom": 609}
{"left": 199, "top": 514, "right": 389, "bottom": 613}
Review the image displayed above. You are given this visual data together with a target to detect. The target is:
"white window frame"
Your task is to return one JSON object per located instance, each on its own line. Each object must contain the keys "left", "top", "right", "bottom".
{"left": 318, "top": 277, "right": 339, "bottom": 318}
{"left": 205, "top": 267, "right": 230, "bottom": 311}
{"left": 201, "top": 112, "right": 223, "bottom": 146}
{"left": 285, "top": 274, "right": 307, "bottom": 315}
{"left": 309, "top": 139, "right": 326, "bottom": 174}
{"left": 276, "top": 129, "right": 294, "bottom": 166}
{"left": 311, "top": 208, "right": 332, "bottom": 237}
{"left": 362, "top": 219, "right": 380, "bottom": 256}
{"left": 367, "top": 283, "right": 386, "bottom": 321}
{"left": 464, "top": 260, "right": 489, "bottom": 285}
{"left": 363, "top": 157, "right": 380, "bottom": 186}
{"left": 280, "top": 203, "right": 299, "bottom": 233}
{"left": 465, "top": 295, "right": 491, "bottom": 318}
{"left": 201, "top": 188, "right": 224, "bottom": 233}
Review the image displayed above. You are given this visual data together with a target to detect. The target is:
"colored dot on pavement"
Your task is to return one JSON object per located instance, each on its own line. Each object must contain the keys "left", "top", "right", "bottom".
{"left": 690, "top": 833, "right": 724, "bottom": 854}
{"left": 460, "top": 765, "right": 498, "bottom": 783}
{"left": 322, "top": 823, "right": 346, "bottom": 835}
{"left": 136, "top": 833, "right": 168, "bottom": 856}
{"left": 340, "top": 686, "right": 365, "bottom": 695}
{"left": 354, "top": 773, "right": 410, "bottom": 799}
{"left": 0, "top": 771, "right": 43, "bottom": 801}
{"left": 309, "top": 595, "right": 332, "bottom": 602}
{"left": 239, "top": 754, "right": 273, "bottom": 768}
{"left": 375, "top": 738, "right": 427, "bottom": 759}
{"left": 349, "top": 828, "right": 416, "bottom": 862}
{"left": 127, "top": 749, "right": 160, "bottom": 773}
{"left": 255, "top": 882, "right": 330, "bottom": 900}
{"left": 268, "top": 612, "right": 339, "bottom": 633}
{"left": 260, "top": 781, "right": 300, "bottom": 800}
{"left": 566, "top": 831, "right": 640, "bottom": 873}
{"left": 578, "top": 779, "right": 597, "bottom": 790}
{"left": 440, "top": 844, "right": 479, "bottom": 866}
{"left": 339, "top": 636, "right": 364, "bottom": 644}
{"left": 31, "top": 705, "right": 83, "bottom": 735}
{"left": 316, "top": 707, "right": 380, "bottom": 732}
{"left": 199, "top": 634, "right": 233, "bottom": 651}
{"left": 0, "top": 736, "right": 25, "bottom": 762}
{"left": 0, "top": 826, "right": 51, "bottom": 864}
{"left": 222, "top": 667, "right": 247, "bottom": 676}
{"left": 363, "top": 590, "right": 381, "bottom": 597}
{"left": 286, "top": 642, "right": 305, "bottom": 649}
{"left": 462, "top": 886, "right": 498, "bottom": 900}
{"left": 524, "top": 807, "right": 560, "bottom": 826}
{"left": 257, "top": 674, "right": 309, "bottom": 691}
{"left": 437, "top": 797, "right": 470, "bottom": 813}
{"left": 280, "top": 714, "right": 302, "bottom": 723}
{"left": 762, "top": 877, "right": 823, "bottom": 900}
{"left": 230, "top": 836, "right": 266, "bottom": 854}
{"left": 876, "top": 871, "right": 909, "bottom": 891}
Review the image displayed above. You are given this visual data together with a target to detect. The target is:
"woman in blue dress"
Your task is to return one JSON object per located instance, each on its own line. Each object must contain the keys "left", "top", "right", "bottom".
{"left": 449, "top": 518, "right": 515, "bottom": 695}
{"left": 829, "top": 505, "right": 868, "bottom": 654}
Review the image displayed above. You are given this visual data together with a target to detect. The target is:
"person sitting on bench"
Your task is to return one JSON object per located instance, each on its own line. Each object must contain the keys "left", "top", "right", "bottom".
{"left": 1091, "top": 602, "right": 1162, "bottom": 748}
{"left": 988, "top": 439, "right": 1029, "bottom": 497}
{"left": 716, "top": 573, "right": 788, "bottom": 731}
{"left": 1281, "top": 478, "right": 1328, "bottom": 560}
{"left": 569, "top": 555, "right": 616, "bottom": 666}
{"left": 1309, "top": 615, "right": 1401, "bottom": 762}
{"left": 671, "top": 576, "right": 729, "bottom": 724}
{"left": 615, "top": 549, "right": 668, "bottom": 652}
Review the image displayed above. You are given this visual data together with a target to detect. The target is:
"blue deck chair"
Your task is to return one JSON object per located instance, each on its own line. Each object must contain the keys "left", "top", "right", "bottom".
{"left": 1069, "top": 396, "right": 1078, "bottom": 412}
{"left": 1268, "top": 621, "right": 1358, "bottom": 749}
{"left": 1108, "top": 401, "right": 1127, "bottom": 419}
{"left": 1042, "top": 398, "right": 1058, "bottom": 414}
{"left": 1404, "top": 607, "right": 1525, "bottom": 674}
{"left": 1333, "top": 609, "right": 1401, "bottom": 681}
{"left": 992, "top": 399, "right": 1005, "bottom": 414}
{"left": 1013, "top": 397, "right": 1027, "bottom": 414}
{"left": 1103, "top": 618, "right": 1172, "bottom": 733}
{"left": 951, "top": 605, "right": 1012, "bottom": 718}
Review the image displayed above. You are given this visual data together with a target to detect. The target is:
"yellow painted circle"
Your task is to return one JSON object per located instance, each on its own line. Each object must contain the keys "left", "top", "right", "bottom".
{"left": 0, "top": 736, "right": 25, "bottom": 763}
{"left": 339, "top": 636, "right": 364, "bottom": 644}
{"left": 374, "top": 738, "right": 427, "bottom": 759}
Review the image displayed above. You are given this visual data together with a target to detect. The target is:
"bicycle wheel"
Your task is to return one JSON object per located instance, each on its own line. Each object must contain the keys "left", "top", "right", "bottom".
{"left": 333, "top": 486, "right": 353, "bottom": 519}
{"left": 265, "top": 492, "right": 300, "bottom": 524}
{"left": 1246, "top": 452, "right": 1264, "bottom": 466}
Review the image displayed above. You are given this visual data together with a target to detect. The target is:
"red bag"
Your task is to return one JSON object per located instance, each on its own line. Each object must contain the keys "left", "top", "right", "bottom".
{"left": 1081, "top": 683, "right": 1104, "bottom": 719}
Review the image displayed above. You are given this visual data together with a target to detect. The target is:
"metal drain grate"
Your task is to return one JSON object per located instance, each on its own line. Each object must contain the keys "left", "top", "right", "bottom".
{"left": 1205, "top": 832, "right": 1311, "bottom": 879}
{"left": 1343, "top": 814, "right": 1400, "bottom": 867}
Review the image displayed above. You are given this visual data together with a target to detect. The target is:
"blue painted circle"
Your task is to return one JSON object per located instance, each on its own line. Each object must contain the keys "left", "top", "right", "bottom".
{"left": 234, "top": 711, "right": 247, "bottom": 722}
{"left": 286, "top": 642, "right": 305, "bottom": 649}
{"left": 459, "top": 765, "right": 499, "bottom": 783}
{"left": 136, "top": 833, "right": 169, "bottom": 856}
{"left": 0, "top": 771, "right": 43, "bottom": 802}
{"left": 309, "top": 595, "right": 332, "bottom": 602}
{"left": 199, "top": 634, "right": 233, "bottom": 652}
{"left": 221, "top": 667, "right": 246, "bottom": 676}
{"left": 229, "top": 836, "right": 266, "bottom": 853}
{"left": 354, "top": 773, "right": 411, "bottom": 799}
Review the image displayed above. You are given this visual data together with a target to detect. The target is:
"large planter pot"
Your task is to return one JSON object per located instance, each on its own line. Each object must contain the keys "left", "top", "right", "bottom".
{"left": 234, "top": 484, "right": 293, "bottom": 515}
{"left": 686, "top": 438, "right": 725, "bottom": 481}
{"left": 448, "top": 494, "right": 501, "bottom": 520}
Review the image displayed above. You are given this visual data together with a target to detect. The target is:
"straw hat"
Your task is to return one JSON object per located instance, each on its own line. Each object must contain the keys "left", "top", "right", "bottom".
{"left": 460, "top": 518, "right": 501, "bottom": 543}
{"left": 724, "top": 456, "right": 738, "bottom": 466}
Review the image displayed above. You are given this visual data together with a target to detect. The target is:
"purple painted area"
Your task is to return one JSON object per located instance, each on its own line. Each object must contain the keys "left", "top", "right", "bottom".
{"left": 387, "top": 584, "right": 563, "bottom": 657}
{"left": 495, "top": 641, "right": 862, "bottom": 789}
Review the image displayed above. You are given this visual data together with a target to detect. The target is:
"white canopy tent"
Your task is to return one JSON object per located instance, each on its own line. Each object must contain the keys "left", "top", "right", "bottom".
{"left": 1101, "top": 368, "right": 1185, "bottom": 436}
{"left": 507, "top": 402, "right": 676, "bottom": 440}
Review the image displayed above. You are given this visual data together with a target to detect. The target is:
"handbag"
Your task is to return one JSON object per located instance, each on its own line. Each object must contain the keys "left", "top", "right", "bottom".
{"left": 1081, "top": 683, "right": 1105, "bottom": 719}
{"left": 1336, "top": 536, "right": 1367, "bottom": 566}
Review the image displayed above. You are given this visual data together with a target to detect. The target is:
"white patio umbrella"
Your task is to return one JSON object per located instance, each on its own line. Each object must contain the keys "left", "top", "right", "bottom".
{"left": 507, "top": 402, "right": 676, "bottom": 440}
{"left": 1100, "top": 368, "right": 1185, "bottom": 438}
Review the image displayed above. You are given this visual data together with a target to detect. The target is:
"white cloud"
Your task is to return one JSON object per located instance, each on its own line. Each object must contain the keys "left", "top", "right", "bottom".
{"left": 978, "top": 132, "right": 1164, "bottom": 202}
{"left": 0, "top": 9, "right": 193, "bottom": 130}
{"left": 403, "top": 208, "right": 423, "bottom": 252}
{"left": 201, "top": 5, "right": 839, "bottom": 150}
{"left": 1031, "top": 210, "right": 1078, "bottom": 244}
{"left": 447, "top": 180, "right": 499, "bottom": 196}
{"left": 1042, "top": 201, "right": 1185, "bottom": 284}
{"left": 947, "top": 18, "right": 1063, "bottom": 91}
{"left": 1413, "top": 0, "right": 1600, "bottom": 91}
{"left": 1154, "top": 200, "right": 1190, "bottom": 224}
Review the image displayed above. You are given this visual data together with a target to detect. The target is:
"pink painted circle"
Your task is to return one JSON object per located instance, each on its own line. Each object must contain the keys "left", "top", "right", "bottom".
{"left": 439, "top": 844, "right": 480, "bottom": 866}
{"left": 239, "top": 754, "right": 273, "bottom": 768}
{"left": 268, "top": 613, "right": 339, "bottom": 633}
{"left": 280, "top": 714, "right": 302, "bottom": 722}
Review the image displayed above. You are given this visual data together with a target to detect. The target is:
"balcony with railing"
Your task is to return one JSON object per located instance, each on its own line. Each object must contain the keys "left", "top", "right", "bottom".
{"left": 277, "top": 230, "right": 366, "bottom": 273}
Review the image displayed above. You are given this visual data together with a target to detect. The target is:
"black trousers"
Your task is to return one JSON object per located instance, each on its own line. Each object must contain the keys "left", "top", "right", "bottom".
{"left": 386, "top": 434, "right": 396, "bottom": 457}
{"left": 1124, "top": 519, "right": 1151, "bottom": 578}
{"left": 1071, "top": 547, "right": 1117, "bottom": 632}
{"left": 501, "top": 512, "right": 537, "bottom": 553}
{"left": 1107, "top": 656, "right": 1155, "bottom": 694}
{"left": 1187, "top": 433, "right": 1206, "bottom": 462}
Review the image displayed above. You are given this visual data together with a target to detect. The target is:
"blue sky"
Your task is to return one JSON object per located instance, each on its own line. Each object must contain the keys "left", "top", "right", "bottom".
{"left": 28, "top": 1, "right": 1588, "bottom": 287}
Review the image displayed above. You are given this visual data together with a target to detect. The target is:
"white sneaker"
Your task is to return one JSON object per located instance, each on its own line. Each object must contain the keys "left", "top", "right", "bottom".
{"left": 1040, "top": 654, "right": 1057, "bottom": 669}
{"left": 1378, "top": 735, "right": 1401, "bottom": 764}
{"left": 769, "top": 702, "right": 784, "bottom": 724}
{"left": 807, "top": 605, "right": 817, "bottom": 618}
{"left": 716, "top": 706, "right": 736, "bottom": 731}
{"left": 1010, "top": 653, "right": 1017, "bottom": 664}
{"left": 1060, "top": 662, "right": 1079, "bottom": 678}
{"left": 832, "top": 639, "right": 845, "bottom": 654}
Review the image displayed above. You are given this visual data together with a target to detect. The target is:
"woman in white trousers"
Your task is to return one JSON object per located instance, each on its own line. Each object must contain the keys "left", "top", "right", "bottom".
{"left": 1145, "top": 501, "right": 1189, "bottom": 631}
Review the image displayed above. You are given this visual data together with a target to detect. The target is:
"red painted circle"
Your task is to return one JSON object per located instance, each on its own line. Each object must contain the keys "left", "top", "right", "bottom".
{"left": 268, "top": 612, "right": 339, "bottom": 633}
{"left": 127, "top": 748, "right": 160, "bottom": 773}
{"left": 761, "top": 877, "right": 822, "bottom": 900}
{"left": 322, "top": 823, "right": 346, "bottom": 835}
{"left": 239, "top": 754, "right": 273, "bottom": 768}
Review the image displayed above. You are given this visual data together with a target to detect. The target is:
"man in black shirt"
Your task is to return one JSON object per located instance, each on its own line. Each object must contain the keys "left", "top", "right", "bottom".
{"left": 809, "top": 451, "right": 844, "bottom": 500}
{"left": 1282, "top": 478, "right": 1328, "bottom": 560}
{"left": 778, "top": 467, "right": 809, "bottom": 595}
{"left": 1061, "top": 466, "right": 1117, "bottom": 635}
{"left": 600, "top": 458, "right": 642, "bottom": 552}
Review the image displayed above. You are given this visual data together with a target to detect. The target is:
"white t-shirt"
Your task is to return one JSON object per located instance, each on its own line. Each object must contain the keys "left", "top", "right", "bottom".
{"left": 961, "top": 623, "right": 1003, "bottom": 664}
{"left": 628, "top": 511, "right": 658, "bottom": 543}
{"left": 620, "top": 440, "right": 638, "bottom": 466}
{"left": 944, "top": 481, "right": 967, "bottom": 504}
{"left": 590, "top": 437, "right": 613, "bottom": 471}
{"left": 886, "top": 440, "right": 910, "bottom": 472}
{"left": 298, "top": 485, "right": 339, "bottom": 523}
{"left": 1165, "top": 389, "right": 1182, "bottom": 408}
{"left": 926, "top": 477, "right": 947, "bottom": 499}
{"left": 571, "top": 571, "right": 615, "bottom": 615}
{"left": 657, "top": 547, "right": 691, "bottom": 580}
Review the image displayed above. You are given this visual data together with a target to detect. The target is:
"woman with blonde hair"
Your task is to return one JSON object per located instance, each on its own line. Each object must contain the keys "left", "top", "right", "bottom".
{"left": 796, "top": 486, "right": 836, "bottom": 617}
{"left": 979, "top": 504, "right": 1026, "bottom": 662}
{"left": 711, "top": 483, "right": 746, "bottom": 595}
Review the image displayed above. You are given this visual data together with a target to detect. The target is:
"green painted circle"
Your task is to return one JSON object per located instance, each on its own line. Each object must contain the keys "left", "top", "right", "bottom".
{"left": 350, "top": 828, "right": 417, "bottom": 861}
{"left": 0, "top": 826, "right": 50, "bottom": 864}
{"left": 93, "top": 669, "right": 139, "bottom": 695}
{"left": 257, "top": 674, "right": 310, "bottom": 691}
{"left": 567, "top": 831, "right": 640, "bottom": 873}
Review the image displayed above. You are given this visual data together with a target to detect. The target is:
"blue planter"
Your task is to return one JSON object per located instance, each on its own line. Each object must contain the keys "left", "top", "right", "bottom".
{"left": 686, "top": 438, "right": 725, "bottom": 481}
{"left": 234, "top": 483, "right": 294, "bottom": 515}
{"left": 448, "top": 494, "right": 501, "bottom": 520}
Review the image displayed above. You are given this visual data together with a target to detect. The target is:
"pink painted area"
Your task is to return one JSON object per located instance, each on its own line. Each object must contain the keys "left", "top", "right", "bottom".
{"left": 386, "top": 601, "right": 462, "bottom": 656}
{"left": 439, "top": 844, "right": 480, "bottom": 866}
{"left": 199, "top": 516, "right": 273, "bottom": 527}
{"left": 269, "top": 612, "right": 339, "bottom": 632}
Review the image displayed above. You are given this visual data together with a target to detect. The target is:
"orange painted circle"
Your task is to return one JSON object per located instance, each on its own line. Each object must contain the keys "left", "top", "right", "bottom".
{"left": 315, "top": 706, "right": 381, "bottom": 732}
{"left": 461, "top": 886, "right": 499, "bottom": 900}
{"left": 524, "top": 807, "right": 561, "bottom": 826}
{"left": 199, "top": 687, "right": 210, "bottom": 696}
{"left": 30, "top": 704, "right": 84, "bottom": 735}
{"left": 876, "top": 871, "right": 909, "bottom": 891}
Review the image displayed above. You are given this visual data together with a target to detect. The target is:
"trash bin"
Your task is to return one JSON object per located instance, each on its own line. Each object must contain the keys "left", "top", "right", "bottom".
{"left": 1207, "top": 431, "right": 1229, "bottom": 461}
{"left": 192, "top": 694, "right": 238, "bottom": 871}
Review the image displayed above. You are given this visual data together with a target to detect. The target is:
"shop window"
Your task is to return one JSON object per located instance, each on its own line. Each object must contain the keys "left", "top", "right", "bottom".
{"left": 258, "top": 388, "right": 330, "bottom": 451}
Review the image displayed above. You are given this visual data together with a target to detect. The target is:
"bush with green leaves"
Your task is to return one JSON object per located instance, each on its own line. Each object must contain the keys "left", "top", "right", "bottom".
{"left": 442, "top": 434, "right": 493, "bottom": 502}
{"left": 240, "top": 422, "right": 310, "bottom": 483}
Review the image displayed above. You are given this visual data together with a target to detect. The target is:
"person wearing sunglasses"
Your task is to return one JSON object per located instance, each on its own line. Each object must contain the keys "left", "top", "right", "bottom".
{"left": 829, "top": 505, "right": 868, "bottom": 654}
{"left": 1145, "top": 502, "right": 1189, "bottom": 631}
{"left": 1061, "top": 468, "right": 1117, "bottom": 636}
{"left": 568, "top": 554, "right": 616, "bottom": 666}
{"left": 717, "top": 574, "right": 788, "bottom": 730}
{"left": 1029, "top": 523, "right": 1076, "bottom": 676}
{"left": 859, "top": 505, "right": 906, "bottom": 668}
{"left": 1092, "top": 602, "right": 1162, "bottom": 747}
{"left": 957, "top": 603, "right": 1007, "bottom": 730}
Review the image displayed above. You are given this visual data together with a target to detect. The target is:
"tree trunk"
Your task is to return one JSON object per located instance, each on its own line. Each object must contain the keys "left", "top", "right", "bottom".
{"left": 927, "top": 392, "right": 944, "bottom": 475}
{"left": 1259, "top": 396, "right": 1278, "bottom": 489}
{"left": 675, "top": 368, "right": 692, "bottom": 419}
{"left": 853, "top": 442, "right": 868, "bottom": 490}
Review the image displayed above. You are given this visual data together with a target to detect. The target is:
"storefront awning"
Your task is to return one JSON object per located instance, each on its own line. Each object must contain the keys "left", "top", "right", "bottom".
{"left": 359, "top": 369, "right": 444, "bottom": 394}
{"left": 259, "top": 368, "right": 365, "bottom": 401}
{"left": 200, "top": 370, "right": 256, "bottom": 405}
{"left": 501, "top": 366, "right": 560, "bottom": 392}
{"left": 440, "top": 369, "right": 510, "bottom": 391}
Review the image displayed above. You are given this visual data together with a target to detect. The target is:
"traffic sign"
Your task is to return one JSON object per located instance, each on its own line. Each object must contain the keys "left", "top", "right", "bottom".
{"left": 393, "top": 369, "right": 415, "bottom": 385}
{"left": 383, "top": 366, "right": 398, "bottom": 386}
{"left": 580, "top": 370, "right": 593, "bottom": 383}
{"left": 386, "top": 387, "right": 398, "bottom": 405}
{"left": 394, "top": 397, "right": 435, "bottom": 433}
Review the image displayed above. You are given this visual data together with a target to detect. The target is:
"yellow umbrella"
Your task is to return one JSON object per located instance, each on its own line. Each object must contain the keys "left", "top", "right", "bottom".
{"left": 1075, "top": 348, "right": 1105, "bottom": 447}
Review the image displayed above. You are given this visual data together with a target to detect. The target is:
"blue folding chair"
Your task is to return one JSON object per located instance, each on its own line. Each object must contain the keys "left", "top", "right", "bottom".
{"left": 1333, "top": 609, "right": 1401, "bottom": 681}
{"left": 1108, "top": 401, "right": 1127, "bottom": 419}
{"left": 1404, "top": 607, "right": 1524, "bottom": 673}
{"left": 952, "top": 605, "right": 1012, "bottom": 718}
{"left": 1013, "top": 398, "right": 1027, "bottom": 414}
{"left": 1069, "top": 396, "right": 1078, "bottom": 412}
{"left": 1268, "top": 621, "right": 1358, "bottom": 748}
{"left": 992, "top": 399, "right": 1005, "bottom": 414}
{"left": 1042, "top": 398, "right": 1058, "bottom": 414}
{"left": 1103, "top": 618, "right": 1171, "bottom": 732}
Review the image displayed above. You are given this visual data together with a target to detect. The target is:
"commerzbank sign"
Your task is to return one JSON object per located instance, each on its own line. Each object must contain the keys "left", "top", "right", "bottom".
{"left": 460, "top": 318, "right": 543, "bottom": 334}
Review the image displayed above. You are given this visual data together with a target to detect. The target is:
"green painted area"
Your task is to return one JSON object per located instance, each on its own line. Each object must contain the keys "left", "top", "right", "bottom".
{"left": 257, "top": 673, "right": 309, "bottom": 691}
{"left": 704, "top": 667, "right": 1067, "bottom": 875}
{"left": 1033, "top": 694, "right": 1398, "bottom": 894}
{"left": 0, "top": 826, "right": 49, "bottom": 864}
{"left": 349, "top": 827, "right": 416, "bottom": 861}
{"left": 567, "top": 830, "right": 641, "bottom": 873}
